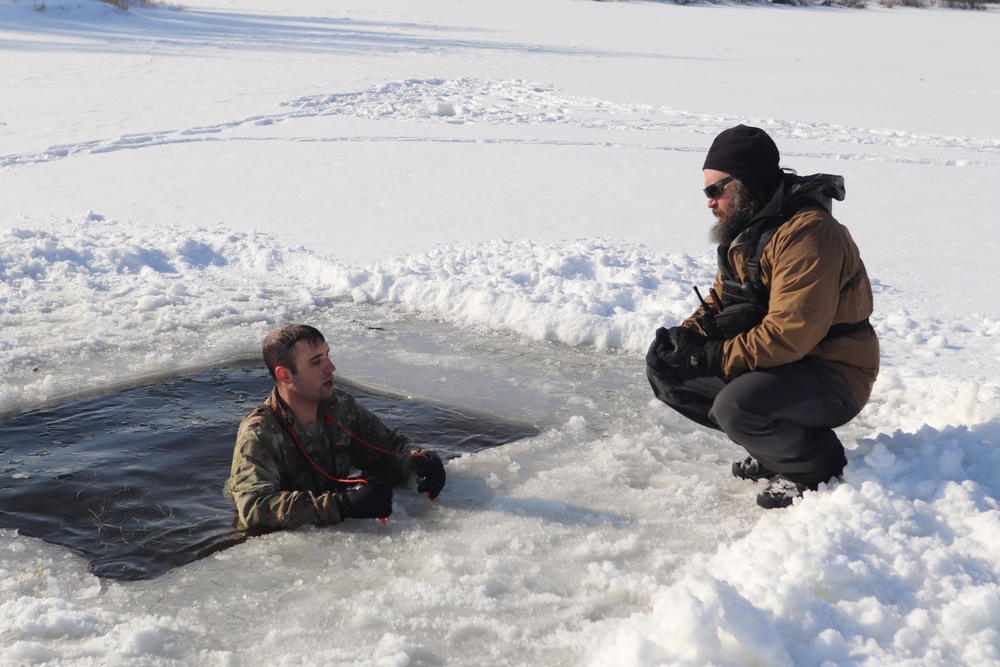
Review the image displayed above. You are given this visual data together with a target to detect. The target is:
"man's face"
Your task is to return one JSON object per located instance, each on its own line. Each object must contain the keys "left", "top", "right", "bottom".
{"left": 704, "top": 169, "right": 759, "bottom": 246}
{"left": 283, "top": 339, "right": 336, "bottom": 403}
{"left": 704, "top": 168, "right": 736, "bottom": 220}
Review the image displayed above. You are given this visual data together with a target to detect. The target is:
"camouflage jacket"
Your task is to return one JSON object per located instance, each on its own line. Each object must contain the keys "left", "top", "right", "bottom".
{"left": 224, "top": 386, "right": 425, "bottom": 530}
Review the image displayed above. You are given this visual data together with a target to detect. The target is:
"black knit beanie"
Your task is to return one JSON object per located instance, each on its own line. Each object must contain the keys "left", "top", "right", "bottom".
{"left": 703, "top": 125, "right": 781, "bottom": 196}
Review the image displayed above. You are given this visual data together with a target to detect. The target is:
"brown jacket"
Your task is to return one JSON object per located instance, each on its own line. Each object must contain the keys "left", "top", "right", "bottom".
{"left": 685, "top": 179, "right": 879, "bottom": 409}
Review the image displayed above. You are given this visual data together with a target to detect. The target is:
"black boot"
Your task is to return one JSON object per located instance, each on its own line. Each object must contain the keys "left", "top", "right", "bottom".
{"left": 756, "top": 453, "right": 848, "bottom": 509}
{"left": 756, "top": 476, "right": 808, "bottom": 509}
{"left": 731, "top": 456, "right": 777, "bottom": 482}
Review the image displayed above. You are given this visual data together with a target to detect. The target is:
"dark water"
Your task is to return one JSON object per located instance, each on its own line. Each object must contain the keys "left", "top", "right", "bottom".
{"left": 0, "top": 365, "right": 537, "bottom": 581}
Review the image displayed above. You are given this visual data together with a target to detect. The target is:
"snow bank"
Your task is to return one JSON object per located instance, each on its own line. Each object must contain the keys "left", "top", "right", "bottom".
{"left": 593, "top": 421, "right": 1000, "bottom": 665}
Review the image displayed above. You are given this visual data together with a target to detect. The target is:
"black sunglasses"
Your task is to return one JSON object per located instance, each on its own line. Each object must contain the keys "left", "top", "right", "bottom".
{"left": 704, "top": 175, "right": 735, "bottom": 199}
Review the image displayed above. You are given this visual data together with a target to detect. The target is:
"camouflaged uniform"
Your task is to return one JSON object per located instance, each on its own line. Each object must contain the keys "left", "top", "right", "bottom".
{"left": 225, "top": 386, "right": 425, "bottom": 530}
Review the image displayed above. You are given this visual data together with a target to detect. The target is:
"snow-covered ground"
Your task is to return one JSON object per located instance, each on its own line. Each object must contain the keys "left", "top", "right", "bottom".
{"left": 2, "top": 0, "right": 1000, "bottom": 665}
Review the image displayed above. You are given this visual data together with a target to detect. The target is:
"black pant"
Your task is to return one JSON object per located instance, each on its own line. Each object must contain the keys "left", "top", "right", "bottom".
{"left": 647, "top": 359, "right": 859, "bottom": 487}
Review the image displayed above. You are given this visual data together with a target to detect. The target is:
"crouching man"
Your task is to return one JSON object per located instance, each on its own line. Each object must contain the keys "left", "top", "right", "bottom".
{"left": 647, "top": 125, "right": 879, "bottom": 508}
{"left": 225, "top": 324, "right": 446, "bottom": 529}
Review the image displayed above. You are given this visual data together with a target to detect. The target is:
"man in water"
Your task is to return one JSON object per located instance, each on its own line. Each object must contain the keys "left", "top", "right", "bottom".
{"left": 646, "top": 125, "right": 878, "bottom": 508}
{"left": 225, "top": 324, "right": 446, "bottom": 529}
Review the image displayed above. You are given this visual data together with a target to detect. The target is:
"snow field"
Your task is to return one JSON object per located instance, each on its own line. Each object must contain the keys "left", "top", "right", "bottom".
{"left": 2, "top": 1, "right": 1000, "bottom": 665}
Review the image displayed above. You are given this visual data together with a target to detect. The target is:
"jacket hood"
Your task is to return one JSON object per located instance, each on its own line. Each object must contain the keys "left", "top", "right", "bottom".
{"left": 780, "top": 172, "right": 846, "bottom": 214}
{"left": 757, "top": 173, "right": 847, "bottom": 218}
{"left": 731, "top": 173, "right": 846, "bottom": 246}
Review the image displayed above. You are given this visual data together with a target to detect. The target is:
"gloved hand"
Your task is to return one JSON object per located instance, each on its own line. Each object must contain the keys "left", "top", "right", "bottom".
{"left": 336, "top": 478, "right": 393, "bottom": 520}
{"left": 663, "top": 326, "right": 724, "bottom": 381}
{"left": 415, "top": 451, "right": 446, "bottom": 500}
{"left": 645, "top": 327, "right": 682, "bottom": 388}
{"left": 704, "top": 303, "right": 766, "bottom": 341}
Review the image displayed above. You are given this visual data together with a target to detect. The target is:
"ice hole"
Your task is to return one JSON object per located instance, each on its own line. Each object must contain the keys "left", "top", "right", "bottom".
{"left": 0, "top": 364, "right": 537, "bottom": 580}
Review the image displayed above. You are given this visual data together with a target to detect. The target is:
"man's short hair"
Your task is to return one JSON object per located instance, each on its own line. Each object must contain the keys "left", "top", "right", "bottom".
{"left": 262, "top": 324, "right": 326, "bottom": 379}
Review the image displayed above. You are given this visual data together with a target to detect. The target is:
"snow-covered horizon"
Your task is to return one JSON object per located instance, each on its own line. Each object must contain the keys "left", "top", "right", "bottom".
{"left": 2, "top": 1, "right": 1000, "bottom": 665}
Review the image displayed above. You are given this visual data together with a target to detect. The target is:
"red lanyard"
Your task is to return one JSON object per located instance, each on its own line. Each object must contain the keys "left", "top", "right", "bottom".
{"left": 267, "top": 402, "right": 357, "bottom": 485}
{"left": 267, "top": 399, "right": 428, "bottom": 485}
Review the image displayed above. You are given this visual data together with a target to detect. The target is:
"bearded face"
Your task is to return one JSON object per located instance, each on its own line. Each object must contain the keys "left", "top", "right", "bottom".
{"left": 710, "top": 179, "right": 763, "bottom": 246}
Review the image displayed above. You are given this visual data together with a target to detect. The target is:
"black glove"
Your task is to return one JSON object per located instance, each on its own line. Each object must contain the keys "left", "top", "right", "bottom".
{"left": 415, "top": 451, "right": 446, "bottom": 500}
{"left": 664, "top": 326, "right": 724, "bottom": 381}
{"left": 645, "top": 327, "right": 682, "bottom": 388}
{"left": 336, "top": 478, "right": 393, "bottom": 520}
{"left": 704, "top": 303, "right": 766, "bottom": 341}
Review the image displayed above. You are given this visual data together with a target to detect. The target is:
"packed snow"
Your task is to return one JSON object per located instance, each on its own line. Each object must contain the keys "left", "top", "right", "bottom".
{"left": 2, "top": 0, "right": 1000, "bottom": 665}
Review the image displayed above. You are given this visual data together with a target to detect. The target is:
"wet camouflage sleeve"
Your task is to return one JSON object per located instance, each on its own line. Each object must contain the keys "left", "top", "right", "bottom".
{"left": 224, "top": 387, "right": 426, "bottom": 530}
